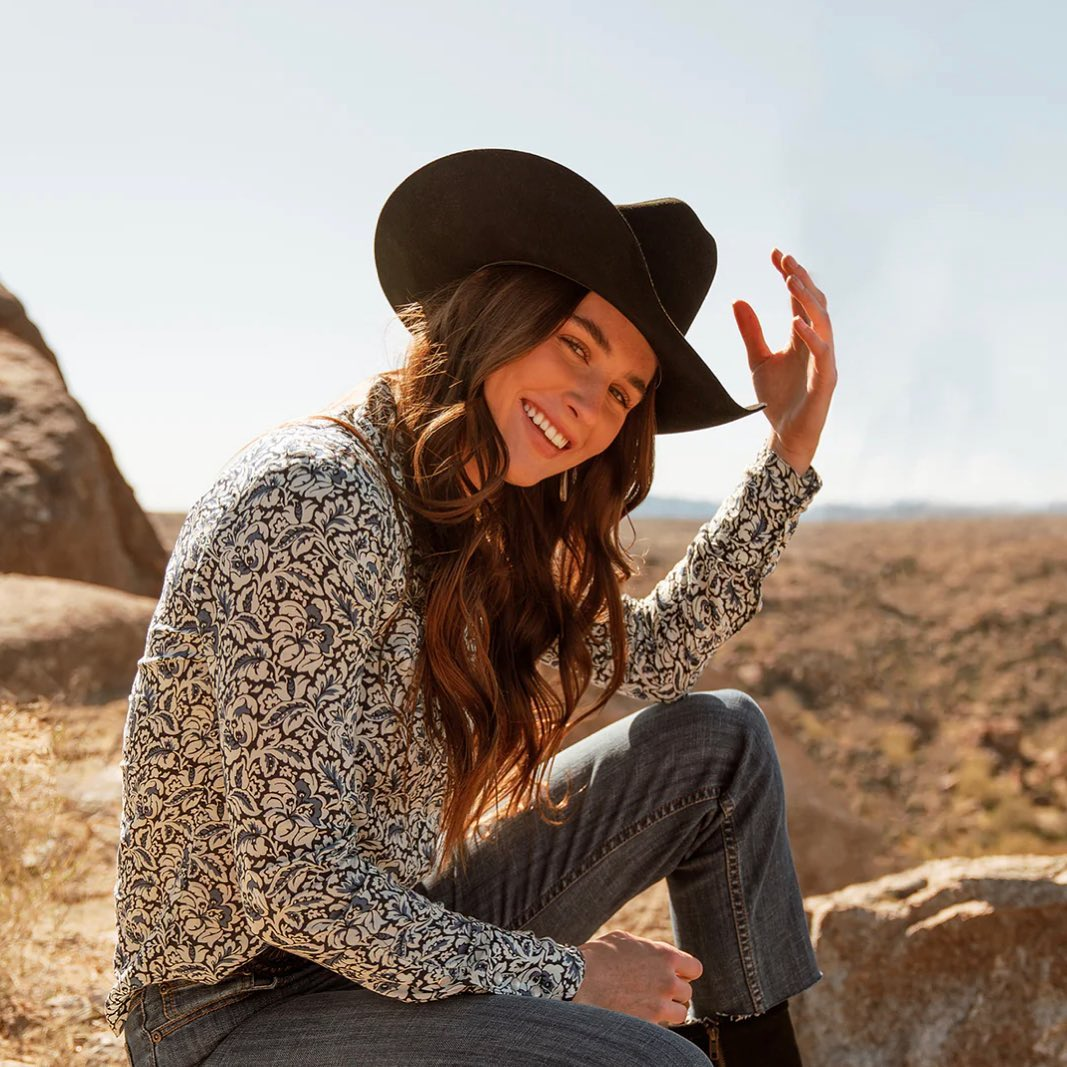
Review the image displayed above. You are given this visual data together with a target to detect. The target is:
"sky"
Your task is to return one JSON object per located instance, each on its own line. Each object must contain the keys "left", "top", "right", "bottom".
{"left": 2, "top": 0, "right": 1064, "bottom": 513}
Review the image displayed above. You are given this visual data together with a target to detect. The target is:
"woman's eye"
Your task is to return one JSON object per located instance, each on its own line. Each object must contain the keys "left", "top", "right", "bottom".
{"left": 563, "top": 336, "right": 629, "bottom": 408}
{"left": 562, "top": 336, "right": 589, "bottom": 362}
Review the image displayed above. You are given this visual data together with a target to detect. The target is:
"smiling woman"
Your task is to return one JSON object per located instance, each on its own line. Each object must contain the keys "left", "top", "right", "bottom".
{"left": 111, "top": 148, "right": 835, "bottom": 1067}
{"left": 479, "top": 291, "right": 659, "bottom": 488}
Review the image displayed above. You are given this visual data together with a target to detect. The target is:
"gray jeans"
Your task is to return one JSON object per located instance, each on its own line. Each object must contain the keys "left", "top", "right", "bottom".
{"left": 122, "top": 690, "right": 822, "bottom": 1066}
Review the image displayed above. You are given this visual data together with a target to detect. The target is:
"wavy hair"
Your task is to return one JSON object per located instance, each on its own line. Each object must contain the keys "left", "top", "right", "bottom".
{"left": 325, "top": 265, "right": 660, "bottom": 874}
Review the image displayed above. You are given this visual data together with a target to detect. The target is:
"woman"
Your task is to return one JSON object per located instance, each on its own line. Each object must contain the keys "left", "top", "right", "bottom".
{"left": 110, "top": 149, "right": 837, "bottom": 1066}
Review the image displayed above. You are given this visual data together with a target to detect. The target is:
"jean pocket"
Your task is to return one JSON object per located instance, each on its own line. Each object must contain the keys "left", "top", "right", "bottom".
{"left": 150, "top": 969, "right": 280, "bottom": 1041}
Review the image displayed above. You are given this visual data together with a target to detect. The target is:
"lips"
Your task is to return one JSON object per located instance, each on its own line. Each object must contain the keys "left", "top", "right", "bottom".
{"left": 521, "top": 398, "right": 572, "bottom": 451}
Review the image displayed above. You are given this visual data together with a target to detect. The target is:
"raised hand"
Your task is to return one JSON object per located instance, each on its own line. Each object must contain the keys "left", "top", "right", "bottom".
{"left": 732, "top": 249, "right": 838, "bottom": 475}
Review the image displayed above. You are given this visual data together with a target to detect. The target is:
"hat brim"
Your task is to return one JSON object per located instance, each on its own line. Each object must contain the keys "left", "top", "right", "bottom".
{"left": 374, "top": 149, "right": 766, "bottom": 434}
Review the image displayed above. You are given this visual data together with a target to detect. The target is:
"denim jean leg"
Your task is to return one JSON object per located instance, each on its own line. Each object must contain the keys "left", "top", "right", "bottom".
{"left": 419, "top": 689, "right": 822, "bottom": 1021}
{"left": 126, "top": 964, "right": 710, "bottom": 1067}
{"left": 662, "top": 690, "right": 822, "bottom": 1018}
{"left": 122, "top": 950, "right": 353, "bottom": 1067}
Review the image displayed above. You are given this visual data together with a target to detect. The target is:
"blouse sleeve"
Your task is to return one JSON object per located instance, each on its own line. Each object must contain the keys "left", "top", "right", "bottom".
{"left": 546, "top": 440, "right": 823, "bottom": 703}
{"left": 208, "top": 443, "right": 585, "bottom": 1003}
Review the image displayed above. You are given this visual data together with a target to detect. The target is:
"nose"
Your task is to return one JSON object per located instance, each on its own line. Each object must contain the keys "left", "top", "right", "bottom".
{"left": 563, "top": 377, "right": 601, "bottom": 429}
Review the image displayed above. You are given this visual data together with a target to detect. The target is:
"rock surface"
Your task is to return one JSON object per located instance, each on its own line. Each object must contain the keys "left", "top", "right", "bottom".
{"left": 0, "top": 574, "right": 156, "bottom": 703}
{"left": 0, "top": 280, "right": 167, "bottom": 596}
{"left": 792, "top": 854, "right": 1067, "bottom": 1066}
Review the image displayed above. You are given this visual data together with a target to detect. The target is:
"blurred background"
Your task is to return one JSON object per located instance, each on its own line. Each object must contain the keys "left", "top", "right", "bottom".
{"left": 3, "top": 0, "right": 1064, "bottom": 513}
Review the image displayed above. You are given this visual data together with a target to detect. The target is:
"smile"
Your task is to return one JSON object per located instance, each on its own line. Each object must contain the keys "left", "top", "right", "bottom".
{"left": 522, "top": 400, "right": 570, "bottom": 450}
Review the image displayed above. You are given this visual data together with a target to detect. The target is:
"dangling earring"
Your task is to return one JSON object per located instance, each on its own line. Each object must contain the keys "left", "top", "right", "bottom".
{"left": 559, "top": 469, "right": 570, "bottom": 503}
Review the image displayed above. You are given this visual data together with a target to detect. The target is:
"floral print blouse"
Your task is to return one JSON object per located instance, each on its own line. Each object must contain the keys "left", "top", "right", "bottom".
{"left": 106, "top": 374, "right": 822, "bottom": 1034}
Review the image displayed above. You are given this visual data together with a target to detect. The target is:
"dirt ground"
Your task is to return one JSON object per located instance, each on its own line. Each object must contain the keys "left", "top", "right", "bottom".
{"left": 2, "top": 699, "right": 128, "bottom": 1066}
{"left": 2, "top": 513, "right": 1064, "bottom": 1065}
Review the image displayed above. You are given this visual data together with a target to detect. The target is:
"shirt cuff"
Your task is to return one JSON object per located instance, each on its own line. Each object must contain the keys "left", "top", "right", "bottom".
{"left": 489, "top": 938, "right": 586, "bottom": 1000}
{"left": 555, "top": 943, "right": 586, "bottom": 1001}
{"left": 750, "top": 439, "right": 823, "bottom": 508}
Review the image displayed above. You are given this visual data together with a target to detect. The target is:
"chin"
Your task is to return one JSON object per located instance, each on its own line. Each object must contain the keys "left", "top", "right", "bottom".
{"left": 500, "top": 462, "right": 558, "bottom": 489}
{"left": 505, "top": 473, "right": 545, "bottom": 489}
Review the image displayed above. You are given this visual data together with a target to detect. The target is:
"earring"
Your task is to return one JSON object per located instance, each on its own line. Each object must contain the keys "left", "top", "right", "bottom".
{"left": 559, "top": 469, "right": 570, "bottom": 503}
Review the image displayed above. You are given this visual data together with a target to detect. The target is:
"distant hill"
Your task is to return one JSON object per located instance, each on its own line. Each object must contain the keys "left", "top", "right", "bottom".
{"left": 632, "top": 496, "right": 1067, "bottom": 522}
{"left": 151, "top": 500, "right": 1067, "bottom": 548}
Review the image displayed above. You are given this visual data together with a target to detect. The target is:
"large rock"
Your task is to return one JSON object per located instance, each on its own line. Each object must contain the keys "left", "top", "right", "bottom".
{"left": 793, "top": 854, "right": 1067, "bottom": 1066}
{"left": 0, "top": 280, "right": 167, "bottom": 596}
{"left": 0, "top": 574, "right": 156, "bottom": 703}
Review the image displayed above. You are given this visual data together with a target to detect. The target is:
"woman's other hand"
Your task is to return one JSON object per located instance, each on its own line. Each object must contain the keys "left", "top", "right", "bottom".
{"left": 570, "top": 930, "right": 703, "bottom": 1026}
{"left": 732, "top": 249, "right": 838, "bottom": 476}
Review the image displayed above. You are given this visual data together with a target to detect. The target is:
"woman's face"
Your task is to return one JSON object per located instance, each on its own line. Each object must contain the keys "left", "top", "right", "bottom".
{"left": 479, "top": 291, "right": 659, "bottom": 488}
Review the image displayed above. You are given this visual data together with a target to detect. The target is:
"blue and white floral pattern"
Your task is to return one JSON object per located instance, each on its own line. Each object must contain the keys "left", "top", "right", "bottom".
{"left": 106, "top": 376, "right": 822, "bottom": 1034}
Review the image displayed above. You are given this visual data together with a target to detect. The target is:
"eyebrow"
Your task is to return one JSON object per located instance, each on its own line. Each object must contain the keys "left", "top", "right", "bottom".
{"left": 569, "top": 314, "right": 651, "bottom": 398}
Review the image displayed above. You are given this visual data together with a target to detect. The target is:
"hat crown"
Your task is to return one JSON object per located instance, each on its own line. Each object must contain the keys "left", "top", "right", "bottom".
{"left": 374, "top": 148, "right": 763, "bottom": 433}
{"left": 616, "top": 198, "right": 717, "bottom": 334}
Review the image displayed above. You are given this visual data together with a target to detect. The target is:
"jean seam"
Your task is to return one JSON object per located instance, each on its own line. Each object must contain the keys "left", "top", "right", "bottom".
{"left": 137, "top": 990, "right": 158, "bottom": 1067}
{"left": 150, "top": 982, "right": 268, "bottom": 1042}
{"left": 124, "top": 987, "right": 146, "bottom": 1022}
{"left": 719, "top": 794, "right": 764, "bottom": 1013}
{"left": 512, "top": 786, "right": 720, "bottom": 929}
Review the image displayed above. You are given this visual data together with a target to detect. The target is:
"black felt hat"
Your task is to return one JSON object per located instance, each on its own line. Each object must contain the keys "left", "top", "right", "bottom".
{"left": 373, "top": 148, "right": 766, "bottom": 434}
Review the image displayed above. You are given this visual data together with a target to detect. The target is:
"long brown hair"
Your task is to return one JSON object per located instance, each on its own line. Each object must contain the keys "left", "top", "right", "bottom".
{"left": 328, "top": 265, "right": 660, "bottom": 873}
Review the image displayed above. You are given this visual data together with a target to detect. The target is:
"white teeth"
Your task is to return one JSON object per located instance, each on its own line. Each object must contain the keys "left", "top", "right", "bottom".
{"left": 522, "top": 401, "right": 569, "bottom": 449}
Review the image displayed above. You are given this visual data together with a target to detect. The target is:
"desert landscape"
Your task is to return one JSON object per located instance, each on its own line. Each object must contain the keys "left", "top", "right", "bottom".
{"left": 2, "top": 276, "right": 1065, "bottom": 1065}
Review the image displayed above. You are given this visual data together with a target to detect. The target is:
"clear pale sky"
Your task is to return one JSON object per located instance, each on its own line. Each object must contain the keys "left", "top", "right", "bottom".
{"left": 3, "top": 1, "right": 1063, "bottom": 512}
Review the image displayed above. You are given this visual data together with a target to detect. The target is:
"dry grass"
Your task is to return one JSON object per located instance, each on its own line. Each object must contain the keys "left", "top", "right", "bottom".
{"left": 0, "top": 704, "right": 66, "bottom": 1014}
{"left": 0, "top": 699, "right": 125, "bottom": 1066}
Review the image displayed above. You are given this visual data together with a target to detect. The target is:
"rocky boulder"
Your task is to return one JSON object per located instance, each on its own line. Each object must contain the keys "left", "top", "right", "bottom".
{"left": 0, "top": 573, "right": 157, "bottom": 704}
{"left": 0, "top": 280, "right": 167, "bottom": 596}
{"left": 793, "top": 854, "right": 1067, "bottom": 1066}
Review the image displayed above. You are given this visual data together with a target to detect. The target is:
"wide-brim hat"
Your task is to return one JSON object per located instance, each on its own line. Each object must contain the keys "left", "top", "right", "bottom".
{"left": 373, "top": 148, "right": 766, "bottom": 435}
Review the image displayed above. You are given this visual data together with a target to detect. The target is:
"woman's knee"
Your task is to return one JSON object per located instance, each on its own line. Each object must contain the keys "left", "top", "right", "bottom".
{"left": 641, "top": 688, "right": 775, "bottom": 755}
{"left": 634, "top": 689, "right": 784, "bottom": 797}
